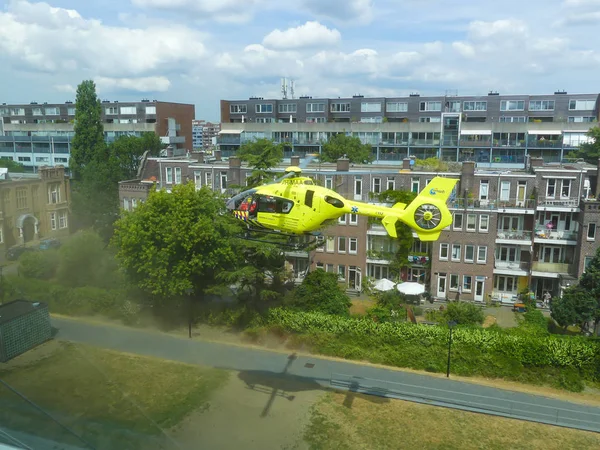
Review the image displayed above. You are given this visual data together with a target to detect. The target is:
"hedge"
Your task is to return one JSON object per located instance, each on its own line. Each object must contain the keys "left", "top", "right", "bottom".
{"left": 266, "top": 308, "right": 600, "bottom": 374}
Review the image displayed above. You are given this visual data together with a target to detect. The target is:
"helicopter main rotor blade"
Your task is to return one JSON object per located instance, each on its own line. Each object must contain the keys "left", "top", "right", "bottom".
{"left": 299, "top": 153, "right": 318, "bottom": 170}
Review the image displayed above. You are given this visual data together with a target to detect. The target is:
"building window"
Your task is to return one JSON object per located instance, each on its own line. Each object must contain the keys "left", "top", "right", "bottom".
{"left": 386, "top": 177, "right": 395, "bottom": 191}
{"left": 123, "top": 198, "right": 130, "bottom": 211}
{"left": 449, "top": 274, "right": 459, "bottom": 291}
{"left": 106, "top": 107, "right": 118, "bottom": 115}
{"left": 386, "top": 102, "right": 408, "bottom": 112}
{"left": 316, "top": 262, "right": 324, "bottom": 269}
{"left": 16, "top": 188, "right": 27, "bottom": 209}
{"left": 465, "top": 245, "right": 474, "bottom": 262}
{"left": 145, "top": 106, "right": 156, "bottom": 115}
{"left": 546, "top": 179, "right": 556, "bottom": 198}
{"left": 306, "top": 103, "right": 325, "bottom": 113}
{"left": 326, "top": 264, "right": 334, "bottom": 273}
{"left": 325, "top": 176, "right": 333, "bottom": 189}
{"left": 361, "top": 102, "right": 381, "bottom": 113}
{"left": 584, "top": 257, "right": 593, "bottom": 272}
{"left": 354, "top": 177, "right": 362, "bottom": 198}
{"left": 477, "top": 246, "right": 487, "bottom": 263}
{"left": 588, "top": 223, "right": 596, "bottom": 240}
{"left": 174, "top": 167, "right": 182, "bottom": 184}
{"left": 330, "top": 103, "right": 350, "bottom": 112}
{"left": 230, "top": 104, "right": 247, "bottom": 114}
{"left": 479, "top": 215, "right": 489, "bottom": 232}
{"left": 419, "top": 116, "right": 441, "bottom": 123}
{"left": 440, "top": 243, "right": 449, "bottom": 260}
{"left": 529, "top": 100, "right": 554, "bottom": 111}
{"left": 500, "top": 100, "right": 525, "bottom": 111}
{"left": 453, "top": 213, "right": 463, "bottom": 230}
{"left": 569, "top": 99, "right": 596, "bottom": 111}
{"left": 338, "top": 265, "right": 346, "bottom": 280}
{"left": 419, "top": 101, "right": 442, "bottom": 112}
{"left": 463, "top": 276, "right": 472, "bottom": 292}
{"left": 360, "top": 116, "right": 383, "bottom": 123}
{"left": 411, "top": 177, "right": 420, "bottom": 193}
{"left": 339, "top": 214, "right": 346, "bottom": 225}
{"left": 451, "top": 244, "right": 461, "bottom": 261}
{"left": 499, "top": 116, "right": 527, "bottom": 123}
{"left": 467, "top": 214, "right": 476, "bottom": 231}
{"left": 373, "top": 177, "right": 381, "bottom": 193}
{"left": 326, "top": 236, "right": 335, "bottom": 252}
{"left": 479, "top": 180, "right": 489, "bottom": 200}
{"left": 44, "top": 107, "right": 60, "bottom": 115}
{"left": 204, "top": 172, "right": 212, "bottom": 188}
{"left": 494, "top": 275, "right": 517, "bottom": 292}
{"left": 220, "top": 172, "right": 227, "bottom": 190}
{"left": 316, "top": 236, "right": 324, "bottom": 252}
{"left": 165, "top": 167, "right": 173, "bottom": 184}
{"left": 255, "top": 104, "right": 273, "bottom": 113}
{"left": 194, "top": 170, "right": 201, "bottom": 190}
{"left": 338, "top": 237, "right": 346, "bottom": 253}
{"left": 568, "top": 116, "right": 596, "bottom": 123}
{"left": 59, "top": 211, "right": 68, "bottom": 229}
{"left": 350, "top": 214, "right": 358, "bottom": 225}
{"left": 306, "top": 116, "right": 325, "bottom": 123}
{"left": 48, "top": 183, "right": 60, "bottom": 204}
{"left": 49, "top": 212, "right": 57, "bottom": 230}
{"left": 500, "top": 181, "right": 510, "bottom": 201}
{"left": 32, "top": 108, "right": 42, "bottom": 116}
{"left": 278, "top": 103, "right": 297, "bottom": 113}
{"left": 463, "top": 101, "right": 487, "bottom": 111}
{"left": 561, "top": 179, "right": 571, "bottom": 198}
{"left": 120, "top": 106, "right": 136, "bottom": 115}
{"left": 131, "top": 198, "right": 137, "bottom": 209}
{"left": 349, "top": 238, "right": 358, "bottom": 254}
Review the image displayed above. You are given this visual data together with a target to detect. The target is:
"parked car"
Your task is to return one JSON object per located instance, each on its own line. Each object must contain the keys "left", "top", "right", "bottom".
{"left": 39, "top": 238, "right": 61, "bottom": 250}
{"left": 6, "top": 246, "right": 36, "bottom": 261}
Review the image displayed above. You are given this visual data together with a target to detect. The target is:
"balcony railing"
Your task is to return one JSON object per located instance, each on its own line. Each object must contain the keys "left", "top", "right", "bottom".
{"left": 534, "top": 229, "right": 578, "bottom": 241}
{"left": 367, "top": 250, "right": 395, "bottom": 261}
{"left": 459, "top": 139, "right": 491, "bottom": 147}
{"left": 527, "top": 139, "right": 563, "bottom": 148}
{"left": 450, "top": 198, "right": 536, "bottom": 210}
{"left": 494, "top": 261, "right": 530, "bottom": 271}
{"left": 537, "top": 198, "right": 579, "bottom": 208}
{"left": 496, "top": 230, "right": 532, "bottom": 240}
{"left": 532, "top": 262, "right": 570, "bottom": 273}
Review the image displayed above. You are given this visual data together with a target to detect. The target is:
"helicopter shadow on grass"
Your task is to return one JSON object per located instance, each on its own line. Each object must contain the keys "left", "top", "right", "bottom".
{"left": 228, "top": 353, "right": 389, "bottom": 418}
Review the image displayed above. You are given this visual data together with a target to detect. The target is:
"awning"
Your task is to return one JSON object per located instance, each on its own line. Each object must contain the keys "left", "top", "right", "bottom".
{"left": 218, "top": 129, "right": 243, "bottom": 135}
{"left": 460, "top": 130, "right": 492, "bottom": 135}
{"left": 527, "top": 130, "right": 562, "bottom": 135}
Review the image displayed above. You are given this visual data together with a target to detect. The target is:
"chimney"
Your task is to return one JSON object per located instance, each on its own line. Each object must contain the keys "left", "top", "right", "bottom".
{"left": 460, "top": 161, "right": 476, "bottom": 196}
{"left": 166, "top": 145, "right": 174, "bottom": 157}
{"left": 336, "top": 157, "right": 350, "bottom": 172}
{"left": 229, "top": 156, "right": 241, "bottom": 169}
{"left": 402, "top": 158, "right": 411, "bottom": 170}
{"left": 461, "top": 161, "right": 475, "bottom": 177}
{"left": 530, "top": 157, "right": 544, "bottom": 168}
{"left": 291, "top": 155, "right": 300, "bottom": 166}
{"left": 214, "top": 150, "right": 222, "bottom": 161}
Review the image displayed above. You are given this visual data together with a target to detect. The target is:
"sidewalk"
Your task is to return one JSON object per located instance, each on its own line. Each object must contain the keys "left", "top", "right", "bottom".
{"left": 51, "top": 316, "right": 600, "bottom": 433}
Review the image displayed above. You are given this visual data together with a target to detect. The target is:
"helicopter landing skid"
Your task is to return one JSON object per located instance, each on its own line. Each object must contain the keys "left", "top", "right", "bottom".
{"left": 238, "top": 228, "right": 318, "bottom": 251}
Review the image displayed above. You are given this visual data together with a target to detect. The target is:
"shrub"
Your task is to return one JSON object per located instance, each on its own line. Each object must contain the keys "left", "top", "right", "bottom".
{"left": 366, "top": 305, "right": 406, "bottom": 323}
{"left": 288, "top": 269, "right": 351, "bottom": 316}
{"left": 442, "top": 301, "right": 485, "bottom": 326}
{"left": 18, "top": 250, "right": 60, "bottom": 280}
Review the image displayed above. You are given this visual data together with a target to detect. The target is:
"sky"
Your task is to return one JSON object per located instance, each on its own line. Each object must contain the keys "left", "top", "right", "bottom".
{"left": 0, "top": 0, "right": 599, "bottom": 121}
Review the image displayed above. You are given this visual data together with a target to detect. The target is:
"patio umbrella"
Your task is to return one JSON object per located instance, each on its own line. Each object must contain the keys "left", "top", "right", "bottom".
{"left": 373, "top": 278, "right": 396, "bottom": 292}
{"left": 397, "top": 282, "right": 426, "bottom": 296}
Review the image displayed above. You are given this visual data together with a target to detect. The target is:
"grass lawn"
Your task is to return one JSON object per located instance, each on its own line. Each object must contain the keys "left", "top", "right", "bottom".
{"left": 0, "top": 341, "right": 229, "bottom": 449}
{"left": 304, "top": 391, "right": 600, "bottom": 450}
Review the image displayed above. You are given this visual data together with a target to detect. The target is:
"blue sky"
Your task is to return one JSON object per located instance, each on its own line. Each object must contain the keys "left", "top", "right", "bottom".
{"left": 0, "top": 0, "right": 599, "bottom": 121}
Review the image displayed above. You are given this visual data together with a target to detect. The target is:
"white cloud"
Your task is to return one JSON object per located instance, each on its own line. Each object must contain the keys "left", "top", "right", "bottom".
{"left": 53, "top": 84, "right": 76, "bottom": 94}
{"left": 95, "top": 76, "right": 171, "bottom": 92}
{"left": 263, "top": 21, "right": 341, "bottom": 50}
{"left": 0, "top": 1, "right": 206, "bottom": 84}
{"left": 300, "top": 0, "right": 374, "bottom": 24}
{"left": 131, "top": 0, "right": 260, "bottom": 23}
{"left": 452, "top": 41, "right": 476, "bottom": 58}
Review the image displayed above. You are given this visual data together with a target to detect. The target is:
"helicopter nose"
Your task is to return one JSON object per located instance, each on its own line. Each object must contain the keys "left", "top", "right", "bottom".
{"left": 225, "top": 198, "right": 235, "bottom": 210}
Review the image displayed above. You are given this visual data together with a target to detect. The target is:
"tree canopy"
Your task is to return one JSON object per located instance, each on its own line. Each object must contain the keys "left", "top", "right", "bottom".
{"left": 288, "top": 269, "right": 351, "bottom": 316}
{"left": 108, "top": 133, "right": 163, "bottom": 181}
{"left": 112, "top": 182, "right": 238, "bottom": 301}
{"left": 0, "top": 159, "right": 25, "bottom": 173}
{"left": 70, "top": 80, "right": 105, "bottom": 180}
{"left": 237, "top": 138, "right": 284, "bottom": 188}
{"left": 320, "top": 133, "right": 374, "bottom": 164}
{"left": 566, "top": 126, "right": 600, "bottom": 165}
{"left": 551, "top": 286, "right": 597, "bottom": 331}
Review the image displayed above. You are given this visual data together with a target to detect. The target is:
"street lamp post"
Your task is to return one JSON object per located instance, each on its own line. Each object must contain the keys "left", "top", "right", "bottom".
{"left": 446, "top": 320, "right": 457, "bottom": 378}
{"left": 185, "top": 287, "right": 194, "bottom": 339}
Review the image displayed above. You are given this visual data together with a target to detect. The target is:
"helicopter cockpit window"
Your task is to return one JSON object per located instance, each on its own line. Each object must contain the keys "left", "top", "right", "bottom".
{"left": 257, "top": 196, "right": 294, "bottom": 214}
{"left": 303, "top": 180, "right": 314, "bottom": 185}
{"left": 324, "top": 196, "right": 345, "bottom": 208}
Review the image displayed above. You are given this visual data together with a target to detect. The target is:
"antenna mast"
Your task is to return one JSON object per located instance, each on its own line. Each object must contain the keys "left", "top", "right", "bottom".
{"left": 290, "top": 79, "right": 295, "bottom": 99}
{"left": 281, "top": 78, "right": 288, "bottom": 99}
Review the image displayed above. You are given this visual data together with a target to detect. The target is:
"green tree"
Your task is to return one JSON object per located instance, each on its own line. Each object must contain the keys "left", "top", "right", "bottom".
{"left": 0, "top": 159, "right": 25, "bottom": 173}
{"left": 108, "top": 133, "right": 163, "bottom": 181}
{"left": 567, "top": 126, "right": 600, "bottom": 165}
{"left": 320, "top": 133, "right": 374, "bottom": 164}
{"left": 441, "top": 301, "right": 485, "bottom": 326}
{"left": 237, "top": 138, "right": 284, "bottom": 188}
{"left": 551, "top": 286, "right": 597, "bottom": 332}
{"left": 575, "top": 247, "right": 600, "bottom": 334}
{"left": 112, "top": 183, "right": 238, "bottom": 333}
{"left": 18, "top": 250, "right": 60, "bottom": 280}
{"left": 371, "top": 189, "right": 418, "bottom": 279}
{"left": 70, "top": 80, "right": 105, "bottom": 180}
{"left": 288, "top": 269, "right": 352, "bottom": 316}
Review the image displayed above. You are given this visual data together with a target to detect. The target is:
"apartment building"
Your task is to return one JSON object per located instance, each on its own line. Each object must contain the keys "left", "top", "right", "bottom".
{"left": 218, "top": 92, "right": 599, "bottom": 167}
{"left": 0, "top": 100, "right": 195, "bottom": 171}
{"left": 119, "top": 151, "right": 600, "bottom": 304}
{"left": 0, "top": 166, "right": 71, "bottom": 251}
{"left": 192, "top": 120, "right": 221, "bottom": 150}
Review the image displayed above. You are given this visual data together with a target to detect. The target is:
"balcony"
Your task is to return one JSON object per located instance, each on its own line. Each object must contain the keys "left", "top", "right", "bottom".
{"left": 408, "top": 253, "right": 430, "bottom": 265}
{"left": 536, "top": 198, "right": 579, "bottom": 211}
{"left": 367, "top": 250, "right": 394, "bottom": 264}
{"left": 534, "top": 229, "right": 578, "bottom": 243}
{"left": 450, "top": 198, "right": 535, "bottom": 211}
{"left": 494, "top": 260, "right": 530, "bottom": 275}
{"left": 532, "top": 262, "right": 570, "bottom": 275}
{"left": 496, "top": 230, "right": 532, "bottom": 244}
{"left": 459, "top": 138, "right": 491, "bottom": 147}
{"left": 367, "top": 223, "right": 387, "bottom": 235}
{"left": 527, "top": 138, "right": 563, "bottom": 148}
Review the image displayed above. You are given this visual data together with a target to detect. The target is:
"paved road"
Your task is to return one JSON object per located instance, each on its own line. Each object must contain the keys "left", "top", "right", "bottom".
{"left": 52, "top": 317, "right": 600, "bottom": 433}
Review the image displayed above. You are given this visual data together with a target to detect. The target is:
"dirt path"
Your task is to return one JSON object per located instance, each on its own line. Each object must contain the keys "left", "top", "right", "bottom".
{"left": 170, "top": 370, "right": 322, "bottom": 450}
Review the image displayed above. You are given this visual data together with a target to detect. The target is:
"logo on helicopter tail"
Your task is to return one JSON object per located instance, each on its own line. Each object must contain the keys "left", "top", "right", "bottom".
{"left": 429, "top": 188, "right": 446, "bottom": 195}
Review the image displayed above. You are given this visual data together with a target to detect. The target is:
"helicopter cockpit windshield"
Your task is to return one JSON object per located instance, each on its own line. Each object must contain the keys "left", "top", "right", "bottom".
{"left": 248, "top": 195, "right": 294, "bottom": 218}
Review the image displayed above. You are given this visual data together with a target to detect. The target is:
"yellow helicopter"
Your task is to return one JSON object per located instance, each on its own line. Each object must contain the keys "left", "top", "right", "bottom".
{"left": 226, "top": 159, "right": 459, "bottom": 248}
